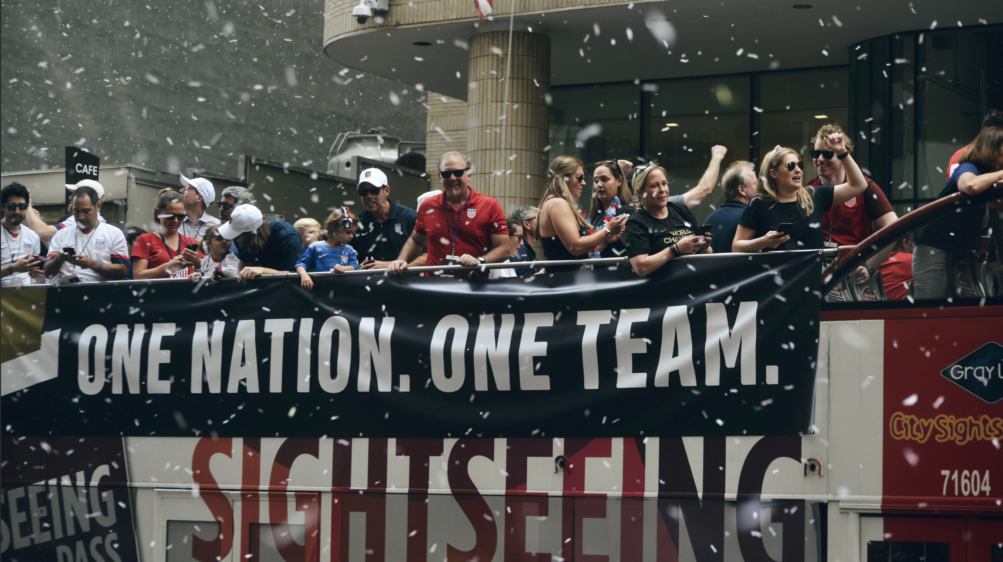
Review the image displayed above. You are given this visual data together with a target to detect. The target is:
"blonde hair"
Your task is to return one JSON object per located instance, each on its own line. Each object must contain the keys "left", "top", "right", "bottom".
{"left": 538, "top": 155, "right": 590, "bottom": 231}
{"left": 588, "top": 161, "right": 632, "bottom": 219}
{"left": 758, "top": 147, "right": 814, "bottom": 216}
{"left": 811, "top": 123, "right": 854, "bottom": 153}
{"left": 632, "top": 165, "right": 669, "bottom": 205}
{"left": 293, "top": 217, "right": 321, "bottom": 233}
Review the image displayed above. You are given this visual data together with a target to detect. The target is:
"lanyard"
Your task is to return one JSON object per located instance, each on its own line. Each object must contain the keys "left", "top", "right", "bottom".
{"left": 2, "top": 223, "right": 22, "bottom": 262}
{"left": 183, "top": 217, "right": 205, "bottom": 241}
{"left": 75, "top": 225, "right": 99, "bottom": 255}
{"left": 159, "top": 234, "right": 183, "bottom": 260}
{"left": 444, "top": 188, "right": 472, "bottom": 254}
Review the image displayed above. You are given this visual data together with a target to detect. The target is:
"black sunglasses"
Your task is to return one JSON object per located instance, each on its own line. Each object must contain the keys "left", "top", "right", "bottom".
{"left": 217, "top": 202, "right": 235, "bottom": 210}
{"left": 357, "top": 186, "right": 385, "bottom": 197}
{"left": 439, "top": 168, "right": 469, "bottom": 179}
{"left": 573, "top": 174, "right": 586, "bottom": 184}
{"left": 157, "top": 213, "right": 186, "bottom": 221}
{"left": 4, "top": 202, "right": 29, "bottom": 211}
{"left": 785, "top": 161, "right": 805, "bottom": 171}
{"left": 810, "top": 150, "right": 835, "bottom": 160}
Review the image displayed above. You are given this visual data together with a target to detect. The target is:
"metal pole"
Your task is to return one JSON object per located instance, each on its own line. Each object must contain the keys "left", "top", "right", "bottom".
{"left": 498, "top": 0, "right": 516, "bottom": 176}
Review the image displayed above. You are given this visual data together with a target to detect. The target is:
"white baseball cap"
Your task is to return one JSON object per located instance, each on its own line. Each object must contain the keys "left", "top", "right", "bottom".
{"left": 358, "top": 168, "right": 389, "bottom": 189}
{"left": 218, "top": 204, "right": 264, "bottom": 240}
{"left": 180, "top": 175, "right": 216, "bottom": 207}
{"left": 65, "top": 179, "right": 105, "bottom": 200}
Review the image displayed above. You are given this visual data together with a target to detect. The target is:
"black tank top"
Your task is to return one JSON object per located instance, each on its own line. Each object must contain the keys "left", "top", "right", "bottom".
{"left": 542, "top": 225, "right": 589, "bottom": 272}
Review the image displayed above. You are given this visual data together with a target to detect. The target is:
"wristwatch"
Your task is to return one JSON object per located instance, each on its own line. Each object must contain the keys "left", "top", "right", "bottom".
{"left": 602, "top": 226, "right": 612, "bottom": 239}
{"left": 477, "top": 256, "right": 486, "bottom": 264}
{"left": 837, "top": 150, "right": 850, "bottom": 160}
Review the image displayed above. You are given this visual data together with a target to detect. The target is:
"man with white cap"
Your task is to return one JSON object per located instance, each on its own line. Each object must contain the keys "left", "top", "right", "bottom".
{"left": 43, "top": 184, "right": 128, "bottom": 283}
{"left": 352, "top": 167, "right": 424, "bottom": 270}
{"left": 22, "top": 179, "right": 109, "bottom": 245}
{"left": 217, "top": 204, "right": 305, "bottom": 282}
{"left": 179, "top": 175, "right": 219, "bottom": 242}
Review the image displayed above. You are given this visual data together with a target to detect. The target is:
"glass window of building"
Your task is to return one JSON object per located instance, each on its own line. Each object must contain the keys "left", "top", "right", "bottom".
{"left": 756, "top": 68, "right": 849, "bottom": 184}
{"left": 549, "top": 84, "right": 641, "bottom": 207}
{"left": 645, "top": 76, "right": 750, "bottom": 222}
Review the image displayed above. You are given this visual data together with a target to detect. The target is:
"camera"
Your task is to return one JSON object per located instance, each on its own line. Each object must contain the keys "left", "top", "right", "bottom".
{"left": 351, "top": 0, "right": 388, "bottom": 25}
{"left": 352, "top": 1, "right": 373, "bottom": 24}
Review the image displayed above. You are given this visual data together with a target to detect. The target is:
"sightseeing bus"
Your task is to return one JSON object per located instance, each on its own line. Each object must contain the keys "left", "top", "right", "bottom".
{"left": 2, "top": 189, "right": 1001, "bottom": 562}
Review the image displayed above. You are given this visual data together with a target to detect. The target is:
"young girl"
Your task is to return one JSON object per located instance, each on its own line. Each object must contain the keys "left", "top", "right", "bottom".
{"left": 296, "top": 207, "right": 359, "bottom": 290}
{"left": 192, "top": 223, "right": 240, "bottom": 282}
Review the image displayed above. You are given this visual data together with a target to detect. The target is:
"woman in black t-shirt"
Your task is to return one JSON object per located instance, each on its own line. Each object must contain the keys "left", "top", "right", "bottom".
{"left": 623, "top": 165, "right": 711, "bottom": 277}
{"left": 733, "top": 133, "right": 867, "bottom": 252}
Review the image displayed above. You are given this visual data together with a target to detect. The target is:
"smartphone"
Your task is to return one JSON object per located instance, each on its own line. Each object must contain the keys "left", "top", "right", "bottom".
{"left": 62, "top": 247, "right": 76, "bottom": 256}
{"left": 777, "top": 223, "right": 794, "bottom": 237}
{"left": 186, "top": 243, "right": 199, "bottom": 252}
{"left": 698, "top": 224, "right": 713, "bottom": 235}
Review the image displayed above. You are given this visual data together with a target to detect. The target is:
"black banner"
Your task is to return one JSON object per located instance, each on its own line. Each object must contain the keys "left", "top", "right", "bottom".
{"left": 1, "top": 252, "right": 822, "bottom": 438}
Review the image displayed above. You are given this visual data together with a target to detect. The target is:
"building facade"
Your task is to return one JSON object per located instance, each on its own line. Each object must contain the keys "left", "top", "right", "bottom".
{"left": 323, "top": 0, "right": 1001, "bottom": 221}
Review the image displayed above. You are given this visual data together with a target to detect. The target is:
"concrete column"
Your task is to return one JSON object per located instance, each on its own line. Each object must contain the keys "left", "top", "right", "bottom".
{"left": 466, "top": 31, "right": 550, "bottom": 214}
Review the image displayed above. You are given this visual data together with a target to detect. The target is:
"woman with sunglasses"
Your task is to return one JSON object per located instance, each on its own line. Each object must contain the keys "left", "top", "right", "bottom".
{"left": 538, "top": 156, "right": 628, "bottom": 272}
{"left": 589, "top": 160, "right": 636, "bottom": 258}
{"left": 733, "top": 133, "right": 867, "bottom": 253}
{"left": 131, "top": 189, "right": 203, "bottom": 279}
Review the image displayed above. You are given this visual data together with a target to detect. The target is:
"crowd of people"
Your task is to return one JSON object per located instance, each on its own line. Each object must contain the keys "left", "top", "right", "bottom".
{"left": 2, "top": 115, "right": 1001, "bottom": 300}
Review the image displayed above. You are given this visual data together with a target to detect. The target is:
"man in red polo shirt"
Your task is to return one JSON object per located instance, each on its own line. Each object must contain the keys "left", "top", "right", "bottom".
{"left": 807, "top": 124, "right": 897, "bottom": 284}
{"left": 388, "top": 151, "right": 509, "bottom": 278}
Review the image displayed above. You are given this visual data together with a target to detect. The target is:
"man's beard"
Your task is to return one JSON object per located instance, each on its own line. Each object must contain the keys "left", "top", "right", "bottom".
{"left": 4, "top": 215, "right": 23, "bottom": 226}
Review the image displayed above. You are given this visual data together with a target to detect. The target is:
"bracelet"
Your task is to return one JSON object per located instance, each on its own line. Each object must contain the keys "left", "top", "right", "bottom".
{"left": 8, "top": 264, "right": 13, "bottom": 275}
{"left": 837, "top": 150, "right": 850, "bottom": 160}
{"left": 97, "top": 262, "right": 103, "bottom": 273}
{"left": 671, "top": 243, "right": 679, "bottom": 256}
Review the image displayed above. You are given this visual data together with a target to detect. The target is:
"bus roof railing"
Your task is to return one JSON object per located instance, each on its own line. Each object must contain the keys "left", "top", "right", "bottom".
{"left": 3, "top": 249, "right": 839, "bottom": 289}
{"left": 821, "top": 184, "right": 1003, "bottom": 294}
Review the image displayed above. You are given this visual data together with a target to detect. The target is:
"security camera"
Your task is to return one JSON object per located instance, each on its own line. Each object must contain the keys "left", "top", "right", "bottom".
{"left": 352, "top": 0, "right": 373, "bottom": 25}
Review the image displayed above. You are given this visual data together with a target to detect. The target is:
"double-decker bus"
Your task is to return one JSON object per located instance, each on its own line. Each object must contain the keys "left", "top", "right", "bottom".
{"left": 2, "top": 189, "right": 1001, "bottom": 562}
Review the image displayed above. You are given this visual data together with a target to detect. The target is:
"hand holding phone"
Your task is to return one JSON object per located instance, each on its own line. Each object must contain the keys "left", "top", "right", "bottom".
{"left": 777, "top": 223, "right": 794, "bottom": 237}
{"left": 697, "top": 224, "right": 713, "bottom": 242}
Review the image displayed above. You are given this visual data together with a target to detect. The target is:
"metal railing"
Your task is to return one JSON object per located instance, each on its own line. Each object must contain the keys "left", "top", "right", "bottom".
{"left": 2, "top": 250, "right": 839, "bottom": 289}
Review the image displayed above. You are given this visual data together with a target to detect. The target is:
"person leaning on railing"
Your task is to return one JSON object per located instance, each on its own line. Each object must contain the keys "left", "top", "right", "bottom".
{"left": 732, "top": 133, "right": 867, "bottom": 253}
{"left": 43, "top": 184, "right": 128, "bottom": 284}
{"left": 131, "top": 189, "right": 202, "bottom": 280}
{"left": 588, "top": 160, "right": 635, "bottom": 259}
{"left": 913, "top": 127, "right": 1003, "bottom": 300}
{"left": 1, "top": 182, "right": 43, "bottom": 287}
{"left": 624, "top": 164, "right": 711, "bottom": 278}
{"left": 296, "top": 207, "right": 360, "bottom": 290}
{"left": 387, "top": 151, "right": 508, "bottom": 278}
{"left": 218, "top": 204, "right": 305, "bottom": 283}
{"left": 538, "top": 155, "right": 627, "bottom": 273}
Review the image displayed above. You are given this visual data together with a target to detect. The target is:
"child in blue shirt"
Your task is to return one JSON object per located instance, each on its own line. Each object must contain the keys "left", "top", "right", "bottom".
{"left": 296, "top": 207, "right": 359, "bottom": 290}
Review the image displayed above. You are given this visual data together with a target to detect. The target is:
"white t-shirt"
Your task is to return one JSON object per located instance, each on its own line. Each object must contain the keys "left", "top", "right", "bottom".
{"left": 488, "top": 259, "right": 518, "bottom": 279}
{"left": 47, "top": 222, "right": 129, "bottom": 284}
{"left": 2, "top": 223, "right": 42, "bottom": 287}
{"left": 200, "top": 253, "right": 240, "bottom": 278}
{"left": 57, "top": 213, "right": 107, "bottom": 231}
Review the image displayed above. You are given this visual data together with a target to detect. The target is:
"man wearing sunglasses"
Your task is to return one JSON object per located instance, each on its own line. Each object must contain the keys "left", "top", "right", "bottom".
{"left": 179, "top": 175, "right": 219, "bottom": 243}
{"left": 1, "top": 182, "right": 43, "bottom": 286}
{"left": 807, "top": 124, "right": 897, "bottom": 284}
{"left": 388, "top": 152, "right": 509, "bottom": 278}
{"left": 351, "top": 167, "right": 423, "bottom": 270}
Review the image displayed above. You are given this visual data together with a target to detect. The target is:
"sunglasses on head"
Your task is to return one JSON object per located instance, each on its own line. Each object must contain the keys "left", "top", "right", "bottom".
{"left": 785, "top": 161, "right": 805, "bottom": 171}
{"left": 157, "top": 213, "right": 186, "bottom": 221}
{"left": 357, "top": 186, "right": 385, "bottom": 197}
{"left": 4, "top": 202, "right": 29, "bottom": 211}
{"left": 810, "top": 150, "right": 836, "bottom": 160}
{"left": 595, "top": 160, "right": 622, "bottom": 175}
{"left": 439, "top": 168, "right": 469, "bottom": 179}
